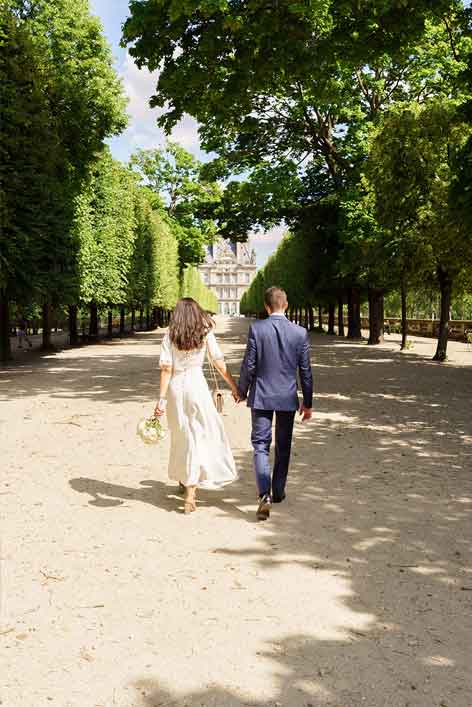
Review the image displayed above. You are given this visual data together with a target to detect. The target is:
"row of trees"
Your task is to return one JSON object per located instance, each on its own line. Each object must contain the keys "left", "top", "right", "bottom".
{"left": 5, "top": 143, "right": 218, "bottom": 352}
{"left": 1, "top": 2, "right": 219, "bottom": 362}
{"left": 123, "top": 0, "right": 472, "bottom": 361}
{"left": 181, "top": 266, "right": 218, "bottom": 313}
{"left": 1, "top": 0, "right": 126, "bottom": 360}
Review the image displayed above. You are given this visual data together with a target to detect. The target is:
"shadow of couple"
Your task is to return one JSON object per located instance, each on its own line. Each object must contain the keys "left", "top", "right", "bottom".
{"left": 69, "top": 475, "right": 256, "bottom": 521}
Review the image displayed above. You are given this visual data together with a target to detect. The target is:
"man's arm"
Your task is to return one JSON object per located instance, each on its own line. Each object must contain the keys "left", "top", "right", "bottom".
{"left": 299, "top": 330, "right": 313, "bottom": 418}
{"left": 238, "top": 325, "right": 257, "bottom": 400}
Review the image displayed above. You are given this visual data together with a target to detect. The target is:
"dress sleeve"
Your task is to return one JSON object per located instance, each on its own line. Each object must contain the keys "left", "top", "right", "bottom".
{"left": 159, "top": 333, "right": 173, "bottom": 368}
{"left": 206, "top": 330, "right": 224, "bottom": 361}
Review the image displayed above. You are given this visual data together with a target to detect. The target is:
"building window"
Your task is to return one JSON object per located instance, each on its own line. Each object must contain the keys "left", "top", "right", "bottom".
{"left": 217, "top": 273, "right": 222, "bottom": 284}
{"left": 231, "top": 273, "right": 237, "bottom": 284}
{"left": 245, "top": 273, "right": 250, "bottom": 283}
{"left": 224, "top": 273, "right": 230, "bottom": 284}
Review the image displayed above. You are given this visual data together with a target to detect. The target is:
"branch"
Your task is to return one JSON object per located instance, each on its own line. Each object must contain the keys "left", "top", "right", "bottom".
{"left": 443, "top": 16, "right": 460, "bottom": 63}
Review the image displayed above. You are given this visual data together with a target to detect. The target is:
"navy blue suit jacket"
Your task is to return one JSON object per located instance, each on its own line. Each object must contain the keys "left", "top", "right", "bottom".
{"left": 238, "top": 315, "right": 313, "bottom": 411}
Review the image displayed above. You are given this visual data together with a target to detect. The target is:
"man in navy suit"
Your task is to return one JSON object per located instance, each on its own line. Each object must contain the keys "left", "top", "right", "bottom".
{"left": 238, "top": 287, "right": 313, "bottom": 520}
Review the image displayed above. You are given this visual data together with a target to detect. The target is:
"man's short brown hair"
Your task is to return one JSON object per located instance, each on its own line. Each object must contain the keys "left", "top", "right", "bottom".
{"left": 264, "top": 286, "right": 288, "bottom": 311}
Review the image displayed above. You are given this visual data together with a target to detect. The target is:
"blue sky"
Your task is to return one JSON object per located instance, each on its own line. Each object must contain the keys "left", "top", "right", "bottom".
{"left": 89, "top": 0, "right": 283, "bottom": 266}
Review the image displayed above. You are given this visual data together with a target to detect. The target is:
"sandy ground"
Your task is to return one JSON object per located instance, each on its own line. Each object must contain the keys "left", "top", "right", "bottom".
{"left": 1, "top": 317, "right": 472, "bottom": 707}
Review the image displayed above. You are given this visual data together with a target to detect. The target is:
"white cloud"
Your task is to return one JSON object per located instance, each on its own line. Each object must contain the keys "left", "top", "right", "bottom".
{"left": 118, "top": 52, "right": 203, "bottom": 158}
{"left": 250, "top": 224, "right": 287, "bottom": 244}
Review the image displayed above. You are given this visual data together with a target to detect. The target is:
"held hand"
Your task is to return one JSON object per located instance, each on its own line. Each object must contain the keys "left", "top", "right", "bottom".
{"left": 299, "top": 404, "right": 312, "bottom": 422}
{"left": 231, "top": 387, "right": 241, "bottom": 403}
{"left": 154, "top": 399, "right": 167, "bottom": 417}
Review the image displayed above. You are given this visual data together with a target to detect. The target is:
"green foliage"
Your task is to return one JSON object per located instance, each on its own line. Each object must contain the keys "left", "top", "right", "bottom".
{"left": 180, "top": 267, "right": 218, "bottom": 313}
{"left": 123, "top": 0, "right": 460, "bottom": 184}
{"left": 1, "top": 0, "right": 127, "bottom": 359}
{"left": 152, "top": 212, "right": 180, "bottom": 311}
{"left": 0, "top": 10, "right": 69, "bottom": 302}
{"left": 10, "top": 0, "right": 127, "bottom": 173}
{"left": 74, "top": 150, "right": 136, "bottom": 307}
{"left": 130, "top": 143, "right": 221, "bottom": 268}
{"left": 240, "top": 270, "right": 266, "bottom": 317}
{"left": 369, "top": 100, "right": 472, "bottom": 284}
{"left": 127, "top": 188, "right": 157, "bottom": 310}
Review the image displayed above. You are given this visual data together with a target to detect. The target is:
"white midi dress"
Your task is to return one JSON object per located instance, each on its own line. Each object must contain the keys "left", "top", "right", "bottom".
{"left": 159, "top": 331, "right": 238, "bottom": 489}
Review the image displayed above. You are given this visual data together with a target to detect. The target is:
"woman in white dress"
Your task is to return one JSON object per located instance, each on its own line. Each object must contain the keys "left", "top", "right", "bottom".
{"left": 154, "top": 298, "right": 239, "bottom": 513}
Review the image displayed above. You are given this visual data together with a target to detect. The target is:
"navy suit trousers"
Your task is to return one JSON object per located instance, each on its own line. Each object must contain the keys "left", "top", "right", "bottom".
{"left": 251, "top": 409, "right": 296, "bottom": 499}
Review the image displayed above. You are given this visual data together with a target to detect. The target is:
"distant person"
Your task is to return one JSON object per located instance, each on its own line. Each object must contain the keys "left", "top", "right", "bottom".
{"left": 238, "top": 287, "right": 314, "bottom": 520}
{"left": 17, "top": 318, "right": 33, "bottom": 349}
{"left": 154, "top": 298, "right": 239, "bottom": 513}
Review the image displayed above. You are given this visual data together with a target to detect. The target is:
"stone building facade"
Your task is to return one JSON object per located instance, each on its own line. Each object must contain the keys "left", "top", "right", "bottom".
{"left": 198, "top": 238, "right": 257, "bottom": 315}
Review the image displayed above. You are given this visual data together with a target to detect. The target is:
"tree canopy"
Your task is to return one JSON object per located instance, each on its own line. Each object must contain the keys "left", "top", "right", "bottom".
{"left": 130, "top": 143, "right": 221, "bottom": 267}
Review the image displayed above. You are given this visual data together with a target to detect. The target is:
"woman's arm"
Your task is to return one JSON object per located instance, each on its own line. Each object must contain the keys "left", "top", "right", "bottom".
{"left": 154, "top": 365, "right": 172, "bottom": 416}
{"left": 213, "top": 358, "right": 240, "bottom": 402}
{"left": 207, "top": 330, "right": 239, "bottom": 401}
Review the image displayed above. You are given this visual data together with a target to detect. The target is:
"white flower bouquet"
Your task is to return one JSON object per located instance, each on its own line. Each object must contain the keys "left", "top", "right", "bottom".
{"left": 137, "top": 416, "right": 167, "bottom": 445}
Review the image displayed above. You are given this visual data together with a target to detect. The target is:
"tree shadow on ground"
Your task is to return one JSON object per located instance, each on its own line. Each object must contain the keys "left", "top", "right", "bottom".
{"left": 7, "top": 317, "right": 472, "bottom": 704}
{"left": 0, "top": 328, "right": 245, "bottom": 404}
{"left": 131, "top": 628, "right": 468, "bottom": 706}
{"left": 70, "top": 364, "right": 472, "bottom": 705}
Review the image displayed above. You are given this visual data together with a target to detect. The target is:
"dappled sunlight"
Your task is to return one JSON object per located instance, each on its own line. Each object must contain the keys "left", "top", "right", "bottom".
{"left": 313, "top": 411, "right": 358, "bottom": 424}
{"left": 353, "top": 537, "right": 395, "bottom": 552}
{"left": 423, "top": 655, "right": 456, "bottom": 667}
{"left": 3, "top": 319, "right": 472, "bottom": 706}
{"left": 316, "top": 392, "right": 351, "bottom": 401}
{"left": 355, "top": 358, "right": 396, "bottom": 364}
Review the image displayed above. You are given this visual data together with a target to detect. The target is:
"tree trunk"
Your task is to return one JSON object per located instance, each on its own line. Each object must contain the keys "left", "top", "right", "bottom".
{"left": 146, "top": 307, "right": 150, "bottom": 330}
{"left": 308, "top": 305, "right": 314, "bottom": 331}
{"left": 0, "top": 293, "right": 11, "bottom": 362}
{"left": 433, "top": 269, "right": 453, "bottom": 362}
{"left": 41, "top": 303, "right": 53, "bottom": 350}
{"left": 68, "top": 305, "right": 79, "bottom": 346}
{"left": 304, "top": 305, "right": 309, "bottom": 330}
{"left": 89, "top": 302, "right": 98, "bottom": 339}
{"left": 337, "top": 295, "right": 345, "bottom": 337}
{"left": 107, "top": 309, "right": 113, "bottom": 339}
{"left": 139, "top": 308, "right": 144, "bottom": 330}
{"left": 347, "top": 287, "right": 362, "bottom": 338}
{"left": 152, "top": 307, "right": 158, "bottom": 329}
{"left": 318, "top": 305, "right": 323, "bottom": 331}
{"left": 119, "top": 307, "right": 125, "bottom": 337}
{"left": 327, "top": 302, "right": 335, "bottom": 335}
{"left": 400, "top": 278, "right": 408, "bottom": 350}
{"left": 367, "top": 288, "right": 384, "bottom": 345}
{"left": 131, "top": 307, "right": 136, "bottom": 332}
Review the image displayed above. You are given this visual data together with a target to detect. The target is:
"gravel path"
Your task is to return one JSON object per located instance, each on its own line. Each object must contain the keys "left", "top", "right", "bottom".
{"left": 1, "top": 317, "right": 471, "bottom": 707}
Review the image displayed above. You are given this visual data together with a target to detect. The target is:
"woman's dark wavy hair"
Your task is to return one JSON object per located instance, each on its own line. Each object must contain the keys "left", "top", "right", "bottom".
{"left": 168, "top": 298, "right": 214, "bottom": 351}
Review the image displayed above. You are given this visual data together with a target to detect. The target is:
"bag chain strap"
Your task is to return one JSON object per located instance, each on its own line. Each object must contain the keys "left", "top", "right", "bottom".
{"left": 207, "top": 341, "right": 220, "bottom": 393}
{"left": 207, "top": 340, "right": 224, "bottom": 413}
